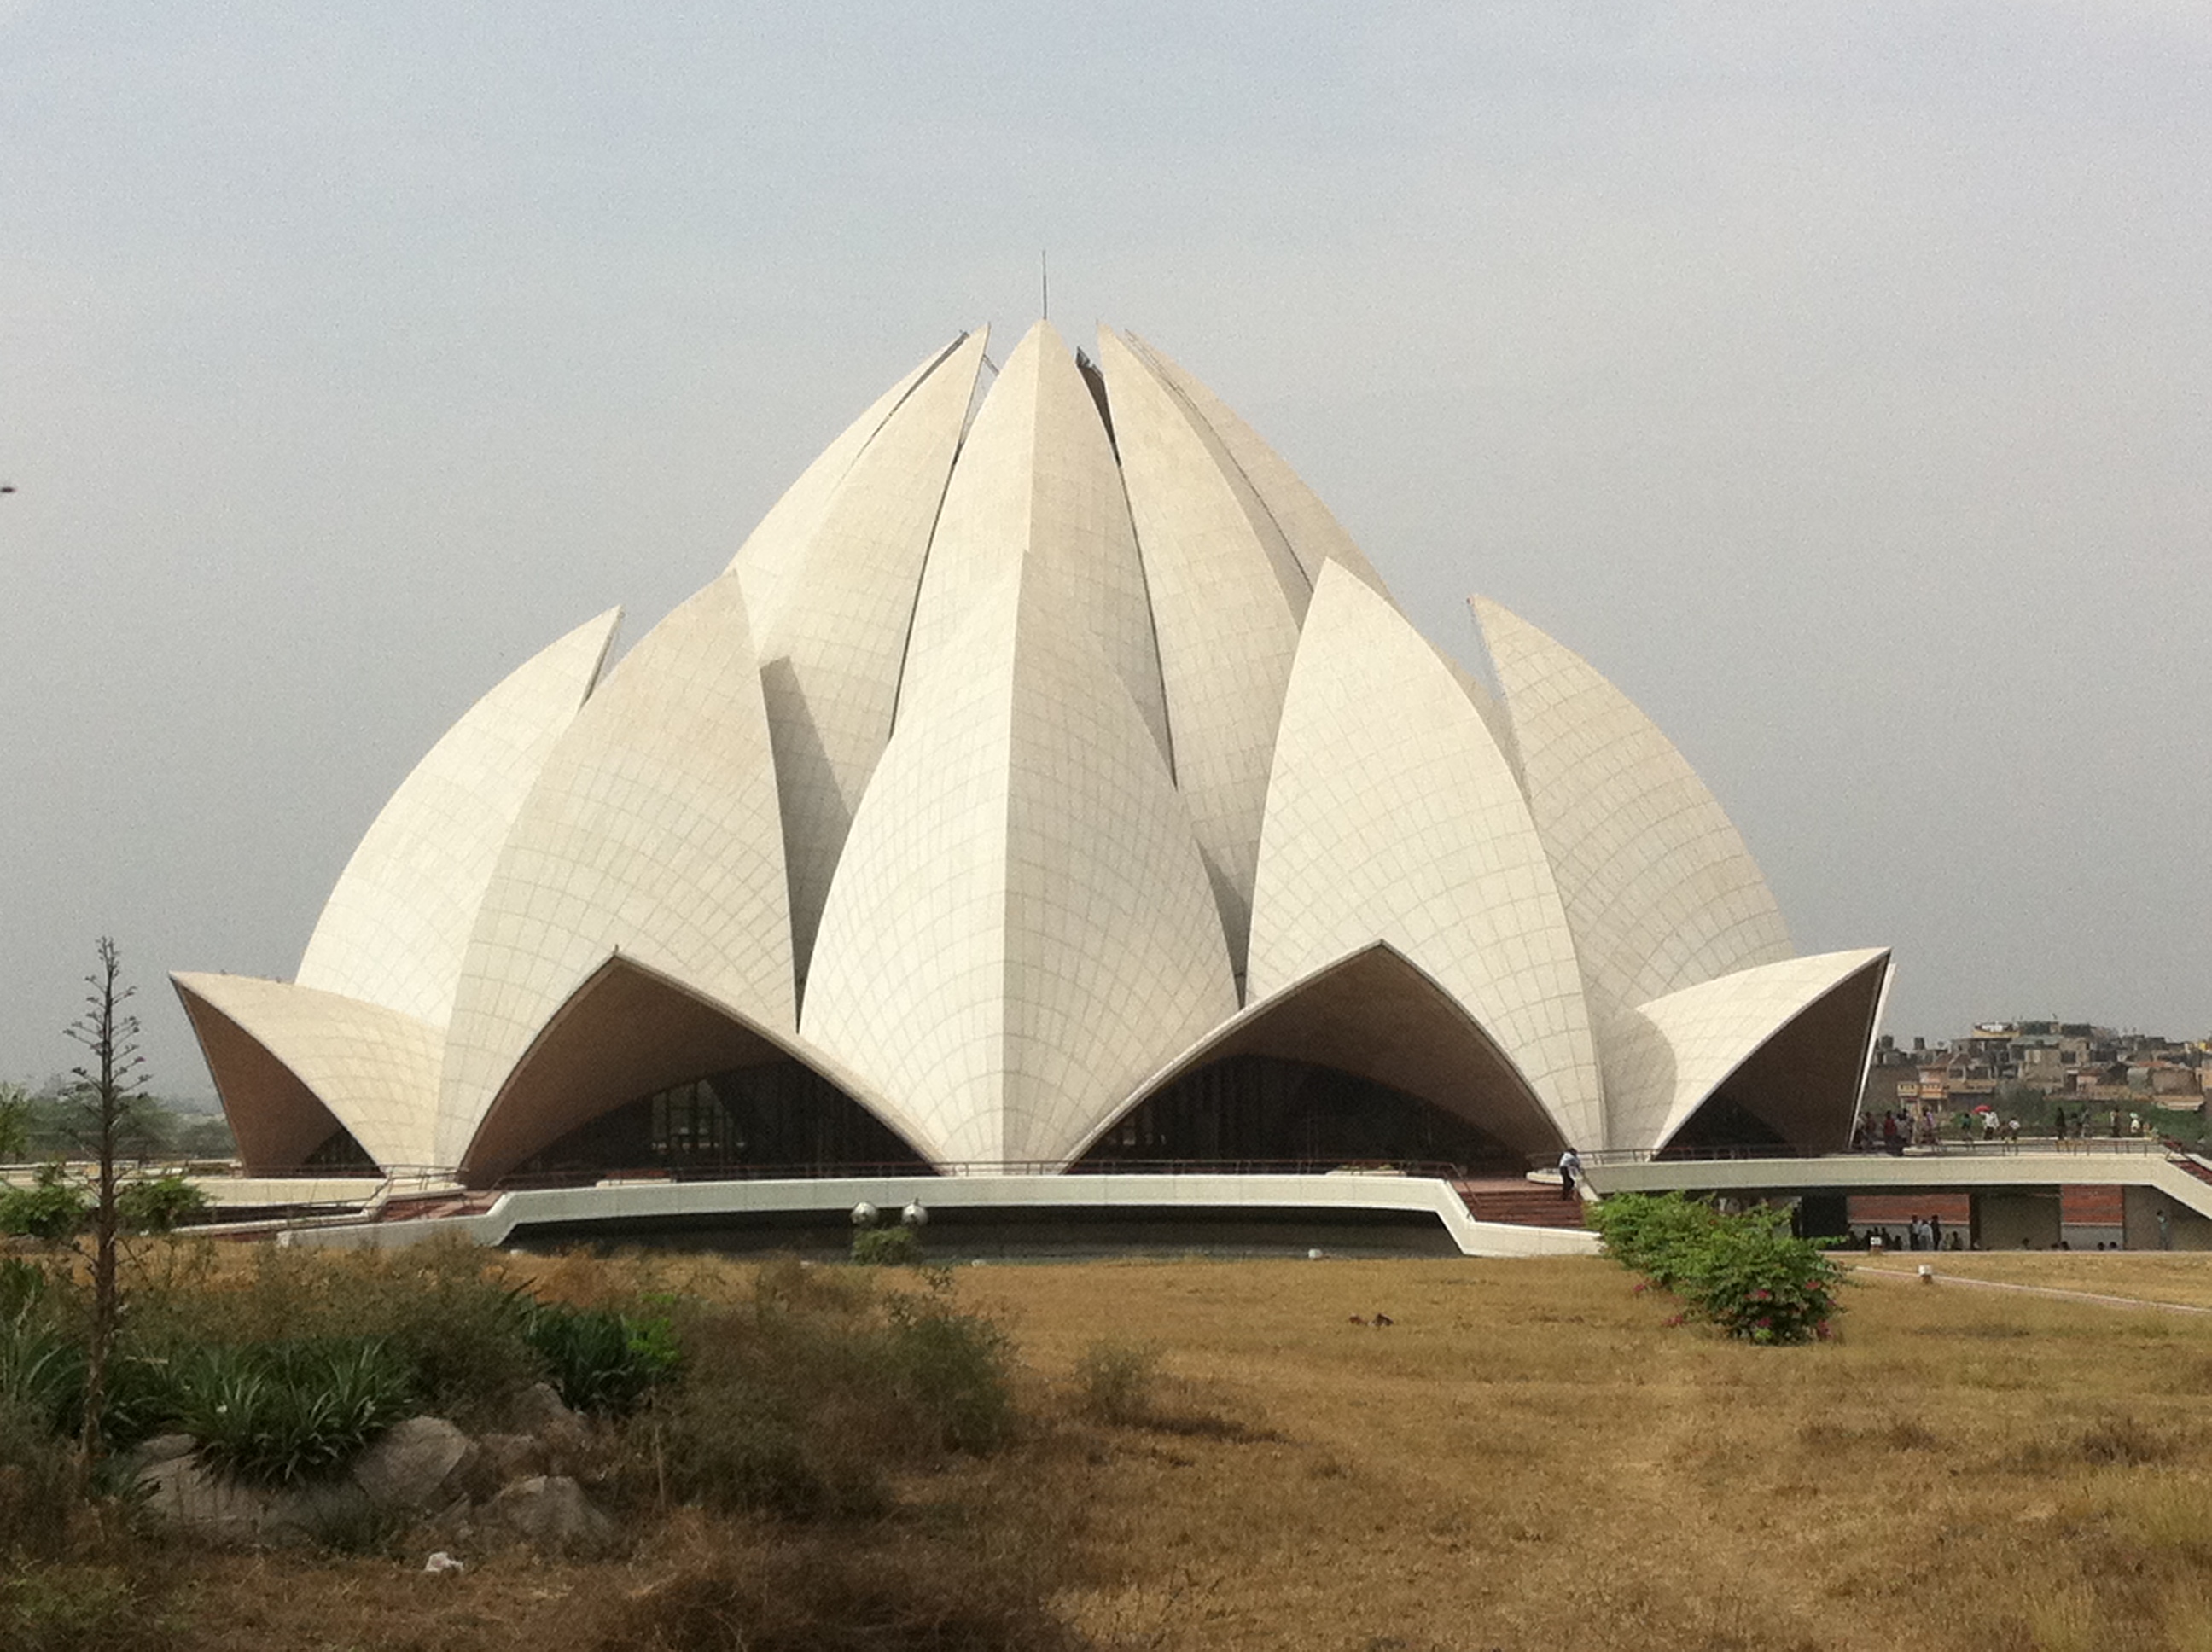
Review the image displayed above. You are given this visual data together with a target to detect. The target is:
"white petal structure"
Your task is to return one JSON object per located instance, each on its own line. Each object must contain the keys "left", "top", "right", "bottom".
{"left": 1120, "top": 332, "right": 1391, "bottom": 599}
{"left": 1250, "top": 566, "right": 1604, "bottom": 1148}
{"left": 750, "top": 330, "right": 989, "bottom": 979}
{"left": 435, "top": 571, "right": 795, "bottom": 1168}
{"left": 901, "top": 322, "right": 1172, "bottom": 765}
{"left": 804, "top": 568, "right": 1237, "bottom": 1166}
{"left": 1470, "top": 596, "right": 1794, "bottom": 1017}
{"left": 295, "top": 608, "right": 620, "bottom": 1028}
{"left": 1602, "top": 949, "right": 1893, "bottom": 1153}
{"left": 1097, "top": 329, "right": 1307, "bottom": 977}
{"left": 178, "top": 324, "right": 1888, "bottom": 1183}
{"left": 174, "top": 973, "right": 443, "bottom": 1171}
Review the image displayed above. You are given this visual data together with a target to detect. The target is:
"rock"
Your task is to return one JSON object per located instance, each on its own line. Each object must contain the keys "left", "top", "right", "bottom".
{"left": 457, "top": 1431, "right": 547, "bottom": 1499}
{"left": 510, "top": 1382, "right": 580, "bottom": 1435}
{"left": 137, "top": 1455, "right": 269, "bottom": 1544}
{"left": 136, "top": 1433, "right": 196, "bottom": 1468}
{"left": 262, "top": 1475, "right": 375, "bottom": 1546}
{"left": 483, "top": 1475, "right": 613, "bottom": 1556}
{"left": 352, "top": 1416, "right": 474, "bottom": 1513}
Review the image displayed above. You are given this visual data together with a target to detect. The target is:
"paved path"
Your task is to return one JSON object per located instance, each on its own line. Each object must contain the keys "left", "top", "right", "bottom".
{"left": 1850, "top": 1263, "right": 2212, "bottom": 1317}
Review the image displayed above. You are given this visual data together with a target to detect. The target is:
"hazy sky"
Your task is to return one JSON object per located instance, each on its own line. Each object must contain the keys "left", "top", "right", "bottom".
{"left": 4, "top": 2, "right": 2206, "bottom": 1097}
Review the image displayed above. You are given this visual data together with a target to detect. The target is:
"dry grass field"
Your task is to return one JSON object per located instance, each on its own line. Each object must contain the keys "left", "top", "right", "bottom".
{"left": 946, "top": 1253, "right": 2212, "bottom": 1652}
{"left": 32, "top": 1246, "right": 2212, "bottom": 1652}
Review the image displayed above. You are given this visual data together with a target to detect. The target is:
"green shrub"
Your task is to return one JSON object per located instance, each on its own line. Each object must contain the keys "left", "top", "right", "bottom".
{"left": 0, "top": 1315, "right": 81, "bottom": 1435}
{"left": 1073, "top": 1339, "right": 1161, "bottom": 1426}
{"left": 0, "top": 1168, "right": 88, "bottom": 1243}
{"left": 139, "top": 1240, "right": 544, "bottom": 1427}
{"left": 1587, "top": 1191, "right": 1722, "bottom": 1289}
{"left": 116, "top": 1176, "right": 209, "bottom": 1236}
{"left": 1594, "top": 1194, "right": 1843, "bottom": 1346}
{"left": 852, "top": 1225, "right": 923, "bottom": 1266}
{"left": 523, "top": 1300, "right": 680, "bottom": 1416}
{"left": 649, "top": 1268, "right": 1015, "bottom": 1521}
{"left": 0, "top": 1257, "right": 48, "bottom": 1318}
{"left": 882, "top": 1281, "right": 1014, "bottom": 1453}
{"left": 1670, "top": 1207, "right": 1844, "bottom": 1345}
{"left": 176, "top": 1338, "right": 412, "bottom": 1487}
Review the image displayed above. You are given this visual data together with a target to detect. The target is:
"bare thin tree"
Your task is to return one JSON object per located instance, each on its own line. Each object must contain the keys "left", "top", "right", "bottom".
{"left": 64, "top": 935, "right": 147, "bottom": 1472}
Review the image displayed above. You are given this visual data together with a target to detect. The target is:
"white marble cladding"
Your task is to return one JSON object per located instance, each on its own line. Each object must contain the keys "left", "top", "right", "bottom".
{"left": 178, "top": 323, "right": 1886, "bottom": 1177}
{"left": 1250, "top": 567, "right": 1604, "bottom": 1148}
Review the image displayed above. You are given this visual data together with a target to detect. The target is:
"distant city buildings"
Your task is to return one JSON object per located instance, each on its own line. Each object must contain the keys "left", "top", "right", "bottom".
{"left": 1863, "top": 1020, "right": 2208, "bottom": 1120}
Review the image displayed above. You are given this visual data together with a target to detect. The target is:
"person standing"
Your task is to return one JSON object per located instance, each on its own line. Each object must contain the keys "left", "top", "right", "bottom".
{"left": 1558, "top": 1147, "right": 1582, "bottom": 1201}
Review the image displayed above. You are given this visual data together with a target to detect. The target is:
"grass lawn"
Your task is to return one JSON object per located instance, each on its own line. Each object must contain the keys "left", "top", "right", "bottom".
{"left": 29, "top": 1247, "right": 2212, "bottom": 1652}
{"left": 960, "top": 1251, "right": 2212, "bottom": 1652}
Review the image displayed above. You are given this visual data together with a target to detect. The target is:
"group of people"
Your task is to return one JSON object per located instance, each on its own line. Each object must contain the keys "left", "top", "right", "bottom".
{"left": 1861, "top": 1214, "right": 1960, "bottom": 1251}
{"left": 2048, "top": 1104, "right": 2150, "bottom": 1145}
{"left": 1854, "top": 1102, "right": 2156, "bottom": 1154}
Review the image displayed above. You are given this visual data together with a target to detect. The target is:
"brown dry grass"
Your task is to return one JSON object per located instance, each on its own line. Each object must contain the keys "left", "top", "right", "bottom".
{"left": 47, "top": 1247, "right": 2212, "bottom": 1652}
{"left": 950, "top": 1254, "right": 2212, "bottom": 1652}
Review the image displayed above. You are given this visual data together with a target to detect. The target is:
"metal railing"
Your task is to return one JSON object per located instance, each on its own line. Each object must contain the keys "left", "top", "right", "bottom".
{"left": 1572, "top": 1136, "right": 2175, "bottom": 1169}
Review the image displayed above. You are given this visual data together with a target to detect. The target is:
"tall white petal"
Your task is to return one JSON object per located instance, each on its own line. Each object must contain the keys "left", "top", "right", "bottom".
{"left": 1121, "top": 332, "right": 1393, "bottom": 599}
{"left": 804, "top": 567, "right": 1237, "bottom": 1168}
{"left": 1253, "top": 567, "right": 1604, "bottom": 1146}
{"left": 902, "top": 320, "right": 1171, "bottom": 765}
{"left": 1097, "top": 328, "right": 1307, "bottom": 979}
{"left": 1471, "top": 596, "right": 1792, "bottom": 1027}
{"left": 754, "top": 330, "right": 991, "bottom": 983}
{"left": 296, "top": 608, "right": 620, "bottom": 1028}
{"left": 436, "top": 572, "right": 792, "bottom": 1167}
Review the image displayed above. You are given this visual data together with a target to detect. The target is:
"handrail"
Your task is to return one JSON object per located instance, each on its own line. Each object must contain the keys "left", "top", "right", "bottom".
{"left": 1571, "top": 1137, "right": 2172, "bottom": 1168}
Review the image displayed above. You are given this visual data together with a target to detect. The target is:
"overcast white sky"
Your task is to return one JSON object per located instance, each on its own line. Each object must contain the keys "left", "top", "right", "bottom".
{"left": 3, "top": 2, "right": 2206, "bottom": 1096}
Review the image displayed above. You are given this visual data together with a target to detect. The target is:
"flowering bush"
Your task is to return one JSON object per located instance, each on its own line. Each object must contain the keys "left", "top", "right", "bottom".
{"left": 1591, "top": 1194, "right": 1843, "bottom": 1346}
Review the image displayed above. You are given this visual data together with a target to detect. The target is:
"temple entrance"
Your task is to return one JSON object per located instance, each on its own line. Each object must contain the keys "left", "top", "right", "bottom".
{"left": 1074, "top": 1054, "right": 1526, "bottom": 1174}
{"left": 515, "top": 1060, "right": 928, "bottom": 1181}
{"left": 303, "top": 1126, "right": 376, "bottom": 1171}
{"left": 1657, "top": 1093, "right": 1791, "bottom": 1156}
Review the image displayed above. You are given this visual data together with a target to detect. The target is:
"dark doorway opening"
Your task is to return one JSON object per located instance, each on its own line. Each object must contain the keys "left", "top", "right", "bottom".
{"left": 304, "top": 1126, "right": 375, "bottom": 1171}
{"left": 516, "top": 1061, "right": 928, "bottom": 1181}
{"left": 1658, "top": 1093, "right": 1791, "bottom": 1157}
{"left": 1074, "top": 1054, "right": 1525, "bottom": 1174}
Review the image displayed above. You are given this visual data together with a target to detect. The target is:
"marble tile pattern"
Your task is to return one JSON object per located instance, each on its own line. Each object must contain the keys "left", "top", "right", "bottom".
{"left": 803, "top": 568, "right": 1236, "bottom": 1167}
{"left": 177, "top": 323, "right": 1887, "bottom": 1177}
{"left": 1470, "top": 597, "right": 1796, "bottom": 1045}
{"left": 751, "top": 331, "right": 987, "bottom": 979}
{"left": 1122, "top": 332, "right": 1393, "bottom": 599}
{"left": 1096, "top": 329, "right": 1309, "bottom": 978}
{"left": 173, "top": 972, "right": 444, "bottom": 1170}
{"left": 1603, "top": 949, "right": 1892, "bottom": 1151}
{"left": 1249, "top": 566, "right": 1605, "bottom": 1148}
{"left": 899, "top": 322, "right": 1173, "bottom": 766}
{"left": 294, "top": 608, "right": 620, "bottom": 1028}
{"left": 725, "top": 339, "right": 952, "bottom": 621}
{"left": 434, "top": 571, "right": 795, "bottom": 1168}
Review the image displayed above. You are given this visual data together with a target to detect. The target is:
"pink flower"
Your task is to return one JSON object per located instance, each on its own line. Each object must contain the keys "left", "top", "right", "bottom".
{"left": 1661, "top": 1314, "right": 1685, "bottom": 1328}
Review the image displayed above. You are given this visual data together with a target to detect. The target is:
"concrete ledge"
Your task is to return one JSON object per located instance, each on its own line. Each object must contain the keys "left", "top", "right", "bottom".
{"left": 1586, "top": 1152, "right": 2212, "bottom": 1232}
{"left": 280, "top": 1173, "right": 1601, "bottom": 1259}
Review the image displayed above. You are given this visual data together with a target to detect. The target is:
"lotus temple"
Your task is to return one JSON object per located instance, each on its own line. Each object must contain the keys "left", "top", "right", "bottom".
{"left": 172, "top": 321, "right": 1899, "bottom": 1251}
